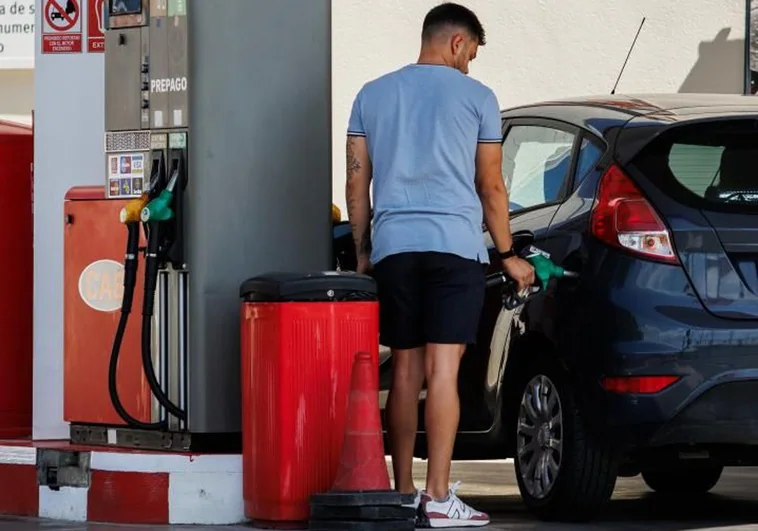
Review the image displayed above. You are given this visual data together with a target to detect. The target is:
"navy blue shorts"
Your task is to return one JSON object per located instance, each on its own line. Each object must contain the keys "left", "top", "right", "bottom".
{"left": 372, "top": 251, "right": 486, "bottom": 350}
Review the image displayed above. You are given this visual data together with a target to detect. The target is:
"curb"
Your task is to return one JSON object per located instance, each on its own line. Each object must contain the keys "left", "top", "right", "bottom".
{"left": 0, "top": 442, "right": 244, "bottom": 525}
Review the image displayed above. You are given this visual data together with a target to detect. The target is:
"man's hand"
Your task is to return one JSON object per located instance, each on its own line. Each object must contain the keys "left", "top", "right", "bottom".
{"left": 502, "top": 256, "right": 535, "bottom": 291}
{"left": 356, "top": 254, "right": 373, "bottom": 275}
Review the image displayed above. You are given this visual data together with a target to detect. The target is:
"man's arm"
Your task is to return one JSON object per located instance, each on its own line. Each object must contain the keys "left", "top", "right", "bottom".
{"left": 475, "top": 142, "right": 535, "bottom": 290}
{"left": 475, "top": 142, "right": 512, "bottom": 252}
{"left": 474, "top": 88, "right": 535, "bottom": 290}
{"left": 346, "top": 135, "right": 373, "bottom": 269}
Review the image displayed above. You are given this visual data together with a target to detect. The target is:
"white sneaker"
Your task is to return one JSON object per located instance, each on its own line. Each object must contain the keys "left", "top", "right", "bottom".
{"left": 419, "top": 482, "right": 490, "bottom": 528}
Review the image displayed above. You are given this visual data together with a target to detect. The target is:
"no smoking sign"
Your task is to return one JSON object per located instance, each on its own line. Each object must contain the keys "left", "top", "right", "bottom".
{"left": 42, "top": 0, "right": 83, "bottom": 54}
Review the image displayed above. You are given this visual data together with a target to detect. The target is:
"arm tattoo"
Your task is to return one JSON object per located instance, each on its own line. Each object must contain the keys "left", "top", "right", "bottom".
{"left": 346, "top": 137, "right": 362, "bottom": 180}
{"left": 346, "top": 136, "right": 371, "bottom": 258}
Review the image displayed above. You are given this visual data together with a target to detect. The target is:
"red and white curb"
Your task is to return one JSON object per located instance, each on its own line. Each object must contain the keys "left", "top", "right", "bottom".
{"left": 0, "top": 444, "right": 244, "bottom": 524}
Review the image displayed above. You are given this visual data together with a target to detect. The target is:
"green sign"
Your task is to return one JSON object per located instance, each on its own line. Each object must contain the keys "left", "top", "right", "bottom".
{"left": 168, "top": 0, "right": 187, "bottom": 16}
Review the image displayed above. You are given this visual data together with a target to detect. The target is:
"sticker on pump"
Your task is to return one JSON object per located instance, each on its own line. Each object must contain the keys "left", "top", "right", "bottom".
{"left": 78, "top": 259, "right": 125, "bottom": 313}
{"left": 132, "top": 154, "right": 144, "bottom": 173}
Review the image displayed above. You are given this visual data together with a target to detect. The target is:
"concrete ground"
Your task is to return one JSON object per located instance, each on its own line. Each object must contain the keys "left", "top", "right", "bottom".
{"left": 2, "top": 460, "right": 758, "bottom": 530}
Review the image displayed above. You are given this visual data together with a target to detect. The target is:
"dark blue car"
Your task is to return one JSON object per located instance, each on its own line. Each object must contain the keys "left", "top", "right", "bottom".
{"left": 332, "top": 93, "right": 758, "bottom": 522}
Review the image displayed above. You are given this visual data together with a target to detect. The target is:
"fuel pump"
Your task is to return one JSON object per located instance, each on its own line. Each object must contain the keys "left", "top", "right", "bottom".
{"left": 74, "top": 0, "right": 333, "bottom": 452}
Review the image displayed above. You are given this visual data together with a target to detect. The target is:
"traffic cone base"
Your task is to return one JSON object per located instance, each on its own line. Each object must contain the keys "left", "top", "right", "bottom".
{"left": 311, "top": 491, "right": 414, "bottom": 508}
{"left": 308, "top": 520, "right": 414, "bottom": 530}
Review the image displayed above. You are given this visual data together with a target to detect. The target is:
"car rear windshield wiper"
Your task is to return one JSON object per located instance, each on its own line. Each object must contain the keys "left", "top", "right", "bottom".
{"left": 717, "top": 189, "right": 758, "bottom": 203}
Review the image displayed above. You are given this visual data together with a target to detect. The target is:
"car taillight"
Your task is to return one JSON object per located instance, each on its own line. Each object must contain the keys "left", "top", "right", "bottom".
{"left": 601, "top": 375, "right": 680, "bottom": 394}
{"left": 591, "top": 164, "right": 679, "bottom": 264}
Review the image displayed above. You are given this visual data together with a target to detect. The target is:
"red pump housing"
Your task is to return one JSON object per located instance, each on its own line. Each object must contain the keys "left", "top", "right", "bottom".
{"left": 0, "top": 120, "right": 33, "bottom": 438}
{"left": 63, "top": 186, "right": 152, "bottom": 426}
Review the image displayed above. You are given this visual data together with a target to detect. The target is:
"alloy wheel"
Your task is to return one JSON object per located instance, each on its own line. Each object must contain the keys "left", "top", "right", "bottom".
{"left": 516, "top": 374, "right": 564, "bottom": 500}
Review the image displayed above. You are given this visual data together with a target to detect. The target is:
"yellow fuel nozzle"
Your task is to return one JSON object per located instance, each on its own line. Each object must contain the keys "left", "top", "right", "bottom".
{"left": 120, "top": 193, "right": 151, "bottom": 224}
{"left": 331, "top": 203, "right": 342, "bottom": 223}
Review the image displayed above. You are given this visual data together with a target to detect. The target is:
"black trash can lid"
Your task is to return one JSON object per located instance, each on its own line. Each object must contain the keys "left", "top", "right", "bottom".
{"left": 239, "top": 271, "right": 377, "bottom": 302}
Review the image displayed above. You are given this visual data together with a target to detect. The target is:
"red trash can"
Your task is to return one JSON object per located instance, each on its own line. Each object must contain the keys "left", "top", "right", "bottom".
{"left": 239, "top": 272, "right": 379, "bottom": 528}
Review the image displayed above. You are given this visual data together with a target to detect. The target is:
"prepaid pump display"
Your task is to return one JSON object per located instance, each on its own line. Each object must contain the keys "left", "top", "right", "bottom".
{"left": 110, "top": 0, "right": 141, "bottom": 15}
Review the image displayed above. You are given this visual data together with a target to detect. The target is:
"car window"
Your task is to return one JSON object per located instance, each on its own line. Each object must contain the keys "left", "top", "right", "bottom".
{"left": 668, "top": 144, "right": 724, "bottom": 196}
{"left": 502, "top": 125, "right": 575, "bottom": 212}
{"left": 573, "top": 138, "right": 604, "bottom": 189}
{"left": 633, "top": 120, "right": 758, "bottom": 210}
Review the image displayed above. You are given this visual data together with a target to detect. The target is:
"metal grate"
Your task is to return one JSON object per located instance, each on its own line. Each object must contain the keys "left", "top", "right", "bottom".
{"left": 105, "top": 131, "right": 151, "bottom": 152}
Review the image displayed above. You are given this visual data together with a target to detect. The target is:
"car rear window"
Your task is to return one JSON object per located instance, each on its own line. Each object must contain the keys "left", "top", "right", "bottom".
{"left": 632, "top": 119, "right": 758, "bottom": 212}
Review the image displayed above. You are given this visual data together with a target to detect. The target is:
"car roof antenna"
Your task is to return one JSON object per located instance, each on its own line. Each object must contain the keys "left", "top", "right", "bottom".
{"left": 611, "top": 17, "right": 646, "bottom": 95}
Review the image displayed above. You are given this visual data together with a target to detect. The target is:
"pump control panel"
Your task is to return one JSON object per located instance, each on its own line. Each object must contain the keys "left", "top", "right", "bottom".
{"left": 104, "top": 0, "right": 188, "bottom": 200}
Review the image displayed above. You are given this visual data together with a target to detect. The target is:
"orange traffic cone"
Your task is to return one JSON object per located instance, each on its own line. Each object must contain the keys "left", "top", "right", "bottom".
{"left": 309, "top": 352, "right": 415, "bottom": 529}
{"left": 331, "top": 351, "right": 391, "bottom": 492}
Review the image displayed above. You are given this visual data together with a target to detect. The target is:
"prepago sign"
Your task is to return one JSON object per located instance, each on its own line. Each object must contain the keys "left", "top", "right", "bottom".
{"left": 150, "top": 76, "right": 188, "bottom": 93}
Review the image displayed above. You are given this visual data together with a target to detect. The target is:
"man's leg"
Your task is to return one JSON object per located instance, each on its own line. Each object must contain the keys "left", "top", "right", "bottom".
{"left": 419, "top": 252, "right": 489, "bottom": 527}
{"left": 373, "top": 253, "right": 425, "bottom": 496}
{"left": 386, "top": 347, "right": 425, "bottom": 494}
{"left": 423, "top": 342, "right": 465, "bottom": 499}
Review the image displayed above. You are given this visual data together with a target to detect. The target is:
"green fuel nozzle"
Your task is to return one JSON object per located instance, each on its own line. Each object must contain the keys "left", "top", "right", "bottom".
{"left": 140, "top": 169, "right": 179, "bottom": 223}
{"left": 525, "top": 252, "right": 579, "bottom": 290}
{"left": 487, "top": 245, "right": 579, "bottom": 310}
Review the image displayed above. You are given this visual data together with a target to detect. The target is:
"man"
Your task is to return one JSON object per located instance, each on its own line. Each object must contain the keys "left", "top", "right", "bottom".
{"left": 345, "top": 3, "right": 535, "bottom": 528}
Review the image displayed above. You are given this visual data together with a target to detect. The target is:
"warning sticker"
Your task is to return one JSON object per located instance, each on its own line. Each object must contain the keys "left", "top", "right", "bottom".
{"left": 42, "top": 0, "right": 83, "bottom": 54}
{"left": 87, "top": 0, "right": 105, "bottom": 53}
{"left": 107, "top": 152, "right": 145, "bottom": 199}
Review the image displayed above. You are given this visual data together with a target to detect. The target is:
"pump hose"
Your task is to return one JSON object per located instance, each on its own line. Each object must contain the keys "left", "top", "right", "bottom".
{"left": 108, "top": 223, "right": 167, "bottom": 430}
{"left": 141, "top": 222, "right": 187, "bottom": 422}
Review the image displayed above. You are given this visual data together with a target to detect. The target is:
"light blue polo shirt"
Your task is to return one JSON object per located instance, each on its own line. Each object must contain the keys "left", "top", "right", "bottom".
{"left": 347, "top": 63, "right": 502, "bottom": 265}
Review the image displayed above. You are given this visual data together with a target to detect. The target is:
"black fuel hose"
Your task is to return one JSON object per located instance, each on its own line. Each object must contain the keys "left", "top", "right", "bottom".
{"left": 141, "top": 221, "right": 187, "bottom": 422}
{"left": 108, "top": 223, "right": 167, "bottom": 430}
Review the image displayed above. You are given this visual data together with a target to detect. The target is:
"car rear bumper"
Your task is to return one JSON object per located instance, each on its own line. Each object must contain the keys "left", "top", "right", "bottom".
{"left": 650, "top": 379, "right": 758, "bottom": 446}
{"left": 566, "top": 249, "right": 758, "bottom": 449}
{"left": 594, "top": 372, "right": 758, "bottom": 448}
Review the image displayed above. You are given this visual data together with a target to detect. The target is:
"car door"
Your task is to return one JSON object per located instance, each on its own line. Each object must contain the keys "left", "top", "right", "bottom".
{"left": 457, "top": 118, "right": 590, "bottom": 432}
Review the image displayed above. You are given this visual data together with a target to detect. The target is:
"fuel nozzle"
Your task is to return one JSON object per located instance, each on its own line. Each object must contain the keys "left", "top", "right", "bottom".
{"left": 497, "top": 246, "right": 579, "bottom": 310}
{"left": 525, "top": 251, "right": 579, "bottom": 290}
{"left": 120, "top": 193, "right": 151, "bottom": 224}
{"left": 140, "top": 169, "right": 179, "bottom": 223}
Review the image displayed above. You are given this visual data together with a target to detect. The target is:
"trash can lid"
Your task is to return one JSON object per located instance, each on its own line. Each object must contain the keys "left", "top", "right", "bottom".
{"left": 239, "top": 271, "right": 377, "bottom": 302}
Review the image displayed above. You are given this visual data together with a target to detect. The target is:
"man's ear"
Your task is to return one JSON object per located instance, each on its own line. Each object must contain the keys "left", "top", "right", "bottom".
{"left": 446, "top": 32, "right": 459, "bottom": 55}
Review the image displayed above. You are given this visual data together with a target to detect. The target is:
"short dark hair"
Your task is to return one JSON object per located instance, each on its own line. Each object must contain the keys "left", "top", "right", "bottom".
{"left": 422, "top": 3, "right": 486, "bottom": 45}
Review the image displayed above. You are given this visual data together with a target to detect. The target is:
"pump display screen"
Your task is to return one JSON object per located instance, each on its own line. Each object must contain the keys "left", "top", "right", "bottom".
{"left": 109, "top": 0, "right": 141, "bottom": 15}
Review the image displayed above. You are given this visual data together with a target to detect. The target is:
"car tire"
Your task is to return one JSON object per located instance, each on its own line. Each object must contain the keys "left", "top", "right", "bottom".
{"left": 641, "top": 465, "right": 723, "bottom": 494}
{"left": 513, "top": 357, "right": 618, "bottom": 522}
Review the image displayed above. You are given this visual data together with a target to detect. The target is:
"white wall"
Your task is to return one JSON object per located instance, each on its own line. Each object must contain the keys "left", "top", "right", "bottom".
{"left": 33, "top": 13, "right": 104, "bottom": 438}
{"left": 30, "top": 0, "right": 747, "bottom": 438}
{"left": 331, "top": 0, "right": 747, "bottom": 212}
{"left": 0, "top": 69, "right": 33, "bottom": 124}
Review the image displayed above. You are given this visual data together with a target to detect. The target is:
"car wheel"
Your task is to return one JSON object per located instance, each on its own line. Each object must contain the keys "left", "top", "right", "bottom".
{"left": 641, "top": 465, "right": 723, "bottom": 494}
{"left": 514, "top": 358, "right": 618, "bottom": 522}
